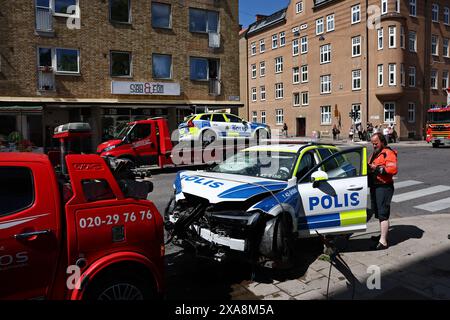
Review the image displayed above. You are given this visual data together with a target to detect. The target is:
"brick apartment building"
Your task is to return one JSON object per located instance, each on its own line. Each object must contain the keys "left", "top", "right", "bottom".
{"left": 241, "top": 0, "right": 450, "bottom": 140}
{"left": 0, "top": 0, "right": 241, "bottom": 152}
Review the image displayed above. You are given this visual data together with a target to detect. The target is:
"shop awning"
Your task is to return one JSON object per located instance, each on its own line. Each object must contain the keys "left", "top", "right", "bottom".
{"left": 0, "top": 106, "right": 43, "bottom": 112}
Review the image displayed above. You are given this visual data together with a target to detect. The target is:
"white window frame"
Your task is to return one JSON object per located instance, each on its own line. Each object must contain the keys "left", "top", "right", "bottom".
{"left": 408, "top": 102, "right": 416, "bottom": 123}
{"left": 316, "top": 17, "right": 324, "bottom": 35}
{"left": 431, "top": 69, "right": 438, "bottom": 89}
{"left": 320, "top": 74, "right": 332, "bottom": 94}
{"left": 279, "top": 32, "right": 286, "bottom": 47}
{"left": 293, "top": 38, "right": 299, "bottom": 56}
{"left": 251, "top": 42, "right": 256, "bottom": 56}
{"left": 296, "top": 1, "right": 303, "bottom": 14}
{"left": 260, "top": 61, "right": 266, "bottom": 77}
{"left": 384, "top": 102, "right": 395, "bottom": 123}
{"left": 55, "top": 47, "right": 80, "bottom": 74}
{"left": 293, "top": 67, "right": 300, "bottom": 84}
{"left": 276, "top": 109, "right": 284, "bottom": 125}
{"left": 301, "top": 91, "right": 309, "bottom": 106}
{"left": 275, "top": 56, "right": 283, "bottom": 73}
{"left": 261, "top": 111, "right": 266, "bottom": 124}
{"left": 251, "top": 87, "right": 257, "bottom": 102}
{"left": 260, "top": 39, "right": 265, "bottom": 53}
{"left": 252, "top": 111, "right": 258, "bottom": 123}
{"left": 432, "top": 4, "right": 439, "bottom": 22}
{"left": 301, "top": 65, "right": 308, "bottom": 83}
{"left": 275, "top": 83, "right": 284, "bottom": 99}
{"left": 389, "top": 63, "right": 397, "bottom": 86}
{"left": 352, "top": 69, "right": 361, "bottom": 90}
{"left": 301, "top": 36, "right": 308, "bottom": 54}
{"left": 381, "top": 0, "right": 388, "bottom": 15}
{"left": 321, "top": 105, "right": 332, "bottom": 125}
{"left": 326, "top": 14, "right": 335, "bottom": 32}
{"left": 442, "top": 71, "right": 449, "bottom": 90}
{"left": 401, "top": 63, "right": 405, "bottom": 87}
{"left": 378, "top": 28, "right": 384, "bottom": 50}
{"left": 352, "top": 104, "right": 362, "bottom": 123}
{"left": 272, "top": 34, "right": 278, "bottom": 49}
{"left": 52, "top": 0, "right": 80, "bottom": 18}
{"left": 260, "top": 85, "right": 266, "bottom": 101}
{"left": 395, "top": 0, "right": 400, "bottom": 13}
{"left": 293, "top": 92, "right": 300, "bottom": 107}
{"left": 378, "top": 64, "right": 384, "bottom": 86}
{"left": 431, "top": 35, "right": 439, "bottom": 56}
{"left": 444, "top": 7, "right": 450, "bottom": 25}
{"left": 251, "top": 64, "right": 256, "bottom": 79}
{"left": 352, "top": 36, "right": 361, "bottom": 57}
{"left": 389, "top": 26, "right": 396, "bottom": 48}
{"left": 320, "top": 44, "right": 331, "bottom": 64}
{"left": 400, "top": 26, "right": 405, "bottom": 48}
{"left": 409, "top": 31, "right": 417, "bottom": 52}
{"left": 352, "top": 4, "right": 361, "bottom": 24}
{"left": 409, "top": 0, "right": 416, "bottom": 17}
{"left": 443, "top": 38, "right": 449, "bottom": 58}
{"left": 409, "top": 66, "right": 416, "bottom": 87}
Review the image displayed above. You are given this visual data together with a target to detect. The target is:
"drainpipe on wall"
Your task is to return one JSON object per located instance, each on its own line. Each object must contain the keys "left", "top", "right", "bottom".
{"left": 423, "top": 0, "right": 431, "bottom": 140}
{"left": 365, "top": 0, "right": 370, "bottom": 126}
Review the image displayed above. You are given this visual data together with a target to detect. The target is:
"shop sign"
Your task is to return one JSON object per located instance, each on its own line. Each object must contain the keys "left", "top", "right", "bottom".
{"left": 111, "top": 81, "right": 181, "bottom": 96}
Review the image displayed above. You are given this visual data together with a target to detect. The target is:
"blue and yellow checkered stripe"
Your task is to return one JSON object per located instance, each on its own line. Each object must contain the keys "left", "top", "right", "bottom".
{"left": 298, "top": 209, "right": 366, "bottom": 230}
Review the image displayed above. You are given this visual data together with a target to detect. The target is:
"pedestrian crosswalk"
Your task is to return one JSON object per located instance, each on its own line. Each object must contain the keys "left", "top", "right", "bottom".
{"left": 389, "top": 179, "right": 450, "bottom": 213}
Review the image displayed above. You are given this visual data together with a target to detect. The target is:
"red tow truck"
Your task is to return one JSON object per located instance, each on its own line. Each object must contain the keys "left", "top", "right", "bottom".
{"left": 0, "top": 123, "right": 164, "bottom": 300}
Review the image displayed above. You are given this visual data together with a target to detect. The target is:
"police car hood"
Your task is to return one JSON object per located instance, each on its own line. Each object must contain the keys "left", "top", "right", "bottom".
{"left": 174, "top": 171, "right": 288, "bottom": 204}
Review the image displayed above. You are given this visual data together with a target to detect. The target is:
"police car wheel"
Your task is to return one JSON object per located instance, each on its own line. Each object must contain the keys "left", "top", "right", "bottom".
{"left": 202, "top": 130, "right": 216, "bottom": 147}
{"left": 274, "top": 214, "right": 295, "bottom": 269}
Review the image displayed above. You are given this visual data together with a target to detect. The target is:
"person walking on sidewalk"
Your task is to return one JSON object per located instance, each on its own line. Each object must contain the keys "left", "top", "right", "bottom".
{"left": 283, "top": 123, "right": 288, "bottom": 137}
{"left": 368, "top": 133, "right": 398, "bottom": 250}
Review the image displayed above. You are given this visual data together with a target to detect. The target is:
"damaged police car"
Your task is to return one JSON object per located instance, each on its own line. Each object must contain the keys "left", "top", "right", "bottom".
{"left": 165, "top": 143, "right": 368, "bottom": 268}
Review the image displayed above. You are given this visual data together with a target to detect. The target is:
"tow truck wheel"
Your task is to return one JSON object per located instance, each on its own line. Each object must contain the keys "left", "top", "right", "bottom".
{"left": 84, "top": 273, "right": 155, "bottom": 301}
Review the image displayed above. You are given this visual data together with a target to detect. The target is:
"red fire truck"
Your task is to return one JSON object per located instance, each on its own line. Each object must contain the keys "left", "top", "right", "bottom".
{"left": 0, "top": 123, "right": 164, "bottom": 300}
{"left": 426, "top": 88, "right": 450, "bottom": 148}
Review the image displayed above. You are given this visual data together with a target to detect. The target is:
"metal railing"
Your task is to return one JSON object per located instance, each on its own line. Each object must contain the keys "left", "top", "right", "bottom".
{"left": 209, "top": 78, "right": 221, "bottom": 96}
{"left": 208, "top": 32, "right": 220, "bottom": 48}
{"left": 38, "top": 67, "right": 55, "bottom": 91}
{"left": 36, "top": 6, "right": 53, "bottom": 32}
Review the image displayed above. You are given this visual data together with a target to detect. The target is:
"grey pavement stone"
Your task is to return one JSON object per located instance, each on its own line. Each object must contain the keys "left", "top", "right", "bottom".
{"left": 309, "top": 258, "right": 332, "bottom": 272}
{"left": 262, "top": 291, "right": 293, "bottom": 300}
{"left": 396, "top": 272, "right": 437, "bottom": 290}
{"left": 246, "top": 283, "right": 280, "bottom": 297}
{"left": 298, "top": 269, "right": 325, "bottom": 284}
{"left": 294, "top": 290, "right": 327, "bottom": 300}
{"left": 276, "top": 279, "right": 313, "bottom": 296}
{"left": 423, "top": 284, "right": 450, "bottom": 300}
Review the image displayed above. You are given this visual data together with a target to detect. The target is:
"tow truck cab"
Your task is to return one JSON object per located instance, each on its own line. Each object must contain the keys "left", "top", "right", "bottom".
{"left": 0, "top": 123, "right": 164, "bottom": 300}
{"left": 97, "top": 117, "right": 173, "bottom": 168}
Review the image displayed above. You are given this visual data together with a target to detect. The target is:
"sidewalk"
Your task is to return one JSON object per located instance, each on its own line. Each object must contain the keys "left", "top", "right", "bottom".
{"left": 275, "top": 135, "right": 428, "bottom": 147}
{"left": 235, "top": 214, "right": 450, "bottom": 300}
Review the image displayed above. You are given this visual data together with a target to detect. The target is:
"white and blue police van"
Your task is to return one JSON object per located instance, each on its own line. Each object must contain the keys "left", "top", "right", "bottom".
{"left": 165, "top": 143, "right": 368, "bottom": 268}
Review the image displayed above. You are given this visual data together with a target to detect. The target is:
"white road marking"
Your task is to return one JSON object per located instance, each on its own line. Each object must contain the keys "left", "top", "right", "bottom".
{"left": 394, "top": 180, "right": 423, "bottom": 189}
{"left": 414, "top": 197, "right": 450, "bottom": 213}
{"left": 392, "top": 185, "right": 450, "bottom": 203}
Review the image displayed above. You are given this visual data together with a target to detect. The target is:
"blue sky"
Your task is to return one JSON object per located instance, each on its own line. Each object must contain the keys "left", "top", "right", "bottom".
{"left": 239, "top": 0, "right": 290, "bottom": 28}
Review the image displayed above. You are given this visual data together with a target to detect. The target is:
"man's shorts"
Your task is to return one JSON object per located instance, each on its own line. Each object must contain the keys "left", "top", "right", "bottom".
{"left": 370, "top": 184, "right": 395, "bottom": 221}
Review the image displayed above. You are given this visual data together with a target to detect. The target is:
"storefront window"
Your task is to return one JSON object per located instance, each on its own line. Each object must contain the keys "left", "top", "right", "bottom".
{"left": 0, "top": 111, "right": 43, "bottom": 153}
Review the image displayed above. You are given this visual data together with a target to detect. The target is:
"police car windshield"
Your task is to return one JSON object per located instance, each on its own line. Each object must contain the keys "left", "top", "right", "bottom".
{"left": 209, "top": 151, "right": 297, "bottom": 181}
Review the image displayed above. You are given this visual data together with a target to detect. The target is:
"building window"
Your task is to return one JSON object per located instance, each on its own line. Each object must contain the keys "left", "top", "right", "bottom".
{"left": 275, "top": 57, "right": 283, "bottom": 73}
{"left": 260, "top": 39, "right": 265, "bottom": 53}
{"left": 189, "top": 57, "right": 218, "bottom": 81}
{"left": 301, "top": 91, "right": 309, "bottom": 106}
{"left": 321, "top": 106, "right": 332, "bottom": 124}
{"left": 251, "top": 64, "right": 256, "bottom": 78}
{"left": 276, "top": 109, "right": 284, "bottom": 125}
{"left": 431, "top": 35, "right": 439, "bottom": 56}
{"left": 389, "top": 63, "right": 396, "bottom": 86}
{"left": 320, "top": 44, "right": 331, "bottom": 64}
{"left": 151, "top": 2, "right": 171, "bottom": 29}
{"left": 261, "top": 111, "right": 266, "bottom": 124}
{"left": 280, "top": 32, "right": 286, "bottom": 47}
{"left": 320, "top": 74, "right": 331, "bottom": 94}
{"left": 409, "top": 66, "right": 416, "bottom": 87}
{"left": 110, "top": 51, "right": 130, "bottom": 77}
{"left": 260, "top": 61, "right": 266, "bottom": 77}
{"left": 38, "top": 47, "right": 52, "bottom": 67}
{"left": 301, "top": 36, "right": 308, "bottom": 54}
{"left": 251, "top": 42, "right": 256, "bottom": 55}
{"left": 327, "top": 14, "right": 335, "bottom": 32}
{"left": 408, "top": 103, "right": 416, "bottom": 123}
{"left": 384, "top": 102, "right": 395, "bottom": 123}
{"left": 296, "top": 1, "right": 303, "bottom": 14}
{"left": 301, "top": 65, "right": 308, "bottom": 83}
{"left": 409, "top": 0, "right": 416, "bottom": 16}
{"left": 432, "top": 4, "right": 439, "bottom": 22}
{"left": 401, "top": 63, "right": 405, "bottom": 86}
{"left": 400, "top": 26, "right": 405, "bottom": 48}
{"left": 152, "top": 54, "right": 172, "bottom": 79}
{"left": 293, "top": 67, "right": 300, "bottom": 84}
{"left": 189, "top": 8, "right": 219, "bottom": 33}
{"left": 292, "top": 38, "right": 299, "bottom": 56}
{"left": 275, "top": 83, "right": 284, "bottom": 99}
{"left": 395, "top": 0, "right": 400, "bottom": 13}
{"left": 409, "top": 31, "right": 417, "bottom": 52}
{"left": 381, "top": 0, "right": 388, "bottom": 14}
{"left": 260, "top": 86, "right": 266, "bottom": 100}
{"left": 442, "top": 71, "right": 449, "bottom": 90}
{"left": 110, "top": 0, "right": 130, "bottom": 23}
{"left": 378, "top": 28, "right": 383, "bottom": 50}
{"left": 252, "top": 111, "right": 257, "bottom": 123}
{"left": 293, "top": 93, "right": 300, "bottom": 107}
{"left": 352, "top": 104, "right": 362, "bottom": 123}
{"left": 51, "top": 0, "right": 78, "bottom": 16}
{"left": 378, "top": 64, "right": 383, "bottom": 86}
{"left": 316, "top": 17, "right": 324, "bottom": 35}
{"left": 352, "top": 36, "right": 361, "bottom": 57}
{"left": 388, "top": 26, "right": 396, "bottom": 48}
{"left": 352, "top": 4, "right": 361, "bottom": 24}
{"left": 251, "top": 87, "right": 257, "bottom": 102}
{"left": 55, "top": 48, "right": 80, "bottom": 73}
{"left": 444, "top": 7, "right": 450, "bottom": 25}
{"left": 431, "top": 69, "right": 438, "bottom": 89}
{"left": 352, "top": 69, "right": 361, "bottom": 90}
{"left": 444, "top": 38, "right": 449, "bottom": 57}
{"left": 272, "top": 34, "right": 278, "bottom": 49}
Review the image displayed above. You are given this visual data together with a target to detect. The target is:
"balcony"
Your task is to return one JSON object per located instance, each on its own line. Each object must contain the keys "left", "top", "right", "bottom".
{"left": 209, "top": 78, "right": 221, "bottom": 96}
{"left": 208, "top": 32, "right": 220, "bottom": 48}
{"left": 36, "top": 6, "right": 53, "bottom": 34}
{"left": 38, "top": 66, "right": 55, "bottom": 91}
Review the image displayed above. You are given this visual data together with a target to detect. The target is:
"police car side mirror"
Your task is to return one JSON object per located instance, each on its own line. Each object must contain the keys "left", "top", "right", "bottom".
{"left": 311, "top": 171, "right": 328, "bottom": 188}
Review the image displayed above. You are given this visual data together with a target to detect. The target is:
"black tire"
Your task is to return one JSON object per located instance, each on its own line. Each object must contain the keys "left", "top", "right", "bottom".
{"left": 432, "top": 143, "right": 439, "bottom": 148}
{"left": 84, "top": 272, "right": 156, "bottom": 301}
{"left": 119, "top": 156, "right": 136, "bottom": 168}
{"left": 274, "top": 214, "right": 295, "bottom": 269}
{"left": 201, "top": 130, "right": 216, "bottom": 147}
